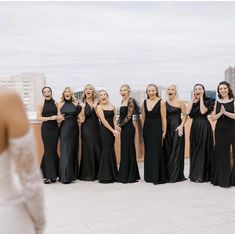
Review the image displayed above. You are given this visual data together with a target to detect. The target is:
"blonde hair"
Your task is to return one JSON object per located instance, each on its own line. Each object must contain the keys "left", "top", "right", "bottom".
{"left": 61, "top": 87, "right": 77, "bottom": 102}
{"left": 98, "top": 89, "right": 109, "bottom": 103}
{"left": 82, "top": 84, "right": 97, "bottom": 102}
{"left": 99, "top": 89, "right": 109, "bottom": 97}
{"left": 146, "top": 84, "right": 159, "bottom": 99}
{"left": 167, "top": 84, "right": 178, "bottom": 98}
{"left": 120, "top": 84, "right": 131, "bottom": 93}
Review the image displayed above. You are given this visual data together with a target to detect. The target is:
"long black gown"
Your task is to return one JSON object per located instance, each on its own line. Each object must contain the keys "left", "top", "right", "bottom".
{"left": 98, "top": 110, "right": 118, "bottom": 183}
{"left": 164, "top": 102, "right": 186, "bottom": 182}
{"left": 143, "top": 99, "right": 168, "bottom": 184}
{"left": 117, "top": 98, "right": 140, "bottom": 183}
{"left": 211, "top": 100, "right": 235, "bottom": 187}
{"left": 40, "top": 99, "right": 59, "bottom": 180}
{"left": 79, "top": 102, "right": 102, "bottom": 181}
{"left": 189, "top": 98, "right": 213, "bottom": 182}
{"left": 59, "top": 100, "right": 81, "bottom": 183}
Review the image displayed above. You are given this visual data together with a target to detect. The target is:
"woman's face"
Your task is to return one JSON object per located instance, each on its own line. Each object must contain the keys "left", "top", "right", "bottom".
{"left": 63, "top": 88, "right": 72, "bottom": 100}
{"left": 218, "top": 84, "right": 229, "bottom": 99}
{"left": 84, "top": 86, "right": 93, "bottom": 99}
{"left": 42, "top": 88, "right": 52, "bottom": 99}
{"left": 99, "top": 91, "right": 108, "bottom": 104}
{"left": 193, "top": 85, "right": 204, "bottom": 99}
{"left": 167, "top": 86, "right": 176, "bottom": 99}
{"left": 147, "top": 86, "right": 157, "bottom": 98}
{"left": 120, "top": 87, "right": 129, "bottom": 99}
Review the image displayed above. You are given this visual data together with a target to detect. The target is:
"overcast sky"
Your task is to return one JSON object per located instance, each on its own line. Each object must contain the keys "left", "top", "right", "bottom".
{"left": 0, "top": 1, "right": 235, "bottom": 104}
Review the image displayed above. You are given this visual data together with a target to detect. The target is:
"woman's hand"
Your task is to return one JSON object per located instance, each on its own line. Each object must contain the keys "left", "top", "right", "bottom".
{"left": 115, "top": 124, "right": 121, "bottom": 132}
{"left": 113, "top": 130, "right": 120, "bottom": 137}
{"left": 175, "top": 126, "right": 183, "bottom": 137}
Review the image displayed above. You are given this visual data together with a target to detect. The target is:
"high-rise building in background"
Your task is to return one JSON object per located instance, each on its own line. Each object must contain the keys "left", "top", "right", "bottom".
{"left": 0, "top": 73, "right": 46, "bottom": 111}
{"left": 225, "top": 66, "right": 235, "bottom": 92}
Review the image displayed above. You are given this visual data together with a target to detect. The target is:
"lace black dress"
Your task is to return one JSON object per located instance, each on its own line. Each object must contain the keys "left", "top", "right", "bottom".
{"left": 40, "top": 98, "right": 59, "bottom": 181}
{"left": 211, "top": 100, "right": 235, "bottom": 187}
{"left": 117, "top": 98, "right": 140, "bottom": 183}
{"left": 98, "top": 110, "right": 118, "bottom": 183}
{"left": 189, "top": 98, "right": 213, "bottom": 182}
{"left": 59, "top": 100, "right": 81, "bottom": 183}
{"left": 164, "top": 102, "right": 186, "bottom": 182}
{"left": 79, "top": 102, "right": 102, "bottom": 181}
{"left": 143, "top": 99, "right": 168, "bottom": 184}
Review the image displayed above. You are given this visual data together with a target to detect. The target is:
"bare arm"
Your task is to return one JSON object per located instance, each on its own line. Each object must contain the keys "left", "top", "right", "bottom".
{"left": 97, "top": 105, "right": 119, "bottom": 136}
{"left": 221, "top": 102, "right": 235, "bottom": 119}
{"left": 78, "top": 103, "right": 85, "bottom": 123}
{"left": 57, "top": 102, "right": 65, "bottom": 123}
{"left": 141, "top": 102, "right": 145, "bottom": 128}
{"left": 175, "top": 100, "right": 187, "bottom": 137}
{"left": 211, "top": 102, "right": 222, "bottom": 121}
{"left": 199, "top": 95, "right": 208, "bottom": 114}
{"left": 160, "top": 100, "right": 167, "bottom": 139}
{"left": 186, "top": 99, "right": 194, "bottom": 115}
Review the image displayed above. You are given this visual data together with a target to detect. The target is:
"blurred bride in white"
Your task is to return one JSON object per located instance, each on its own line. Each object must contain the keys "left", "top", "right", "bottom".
{"left": 0, "top": 88, "right": 45, "bottom": 234}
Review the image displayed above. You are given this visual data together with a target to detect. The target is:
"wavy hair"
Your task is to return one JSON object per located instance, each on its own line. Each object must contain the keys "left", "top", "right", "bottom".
{"left": 60, "top": 87, "right": 77, "bottom": 102}
{"left": 81, "top": 84, "right": 97, "bottom": 102}
{"left": 217, "top": 81, "right": 234, "bottom": 99}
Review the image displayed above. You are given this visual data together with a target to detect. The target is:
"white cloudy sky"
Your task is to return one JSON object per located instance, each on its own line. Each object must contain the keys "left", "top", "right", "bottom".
{"left": 0, "top": 1, "right": 235, "bottom": 104}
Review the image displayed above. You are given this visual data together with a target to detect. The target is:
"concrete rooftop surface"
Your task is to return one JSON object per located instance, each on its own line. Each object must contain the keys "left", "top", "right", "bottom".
{"left": 44, "top": 160, "right": 235, "bottom": 234}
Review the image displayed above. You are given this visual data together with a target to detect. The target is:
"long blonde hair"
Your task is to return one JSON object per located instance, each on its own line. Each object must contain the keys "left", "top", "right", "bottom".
{"left": 82, "top": 84, "right": 98, "bottom": 102}
{"left": 60, "top": 87, "right": 77, "bottom": 102}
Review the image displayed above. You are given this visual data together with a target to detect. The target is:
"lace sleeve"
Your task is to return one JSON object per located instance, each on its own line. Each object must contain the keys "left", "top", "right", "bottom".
{"left": 119, "top": 98, "right": 135, "bottom": 127}
{"left": 8, "top": 129, "right": 45, "bottom": 234}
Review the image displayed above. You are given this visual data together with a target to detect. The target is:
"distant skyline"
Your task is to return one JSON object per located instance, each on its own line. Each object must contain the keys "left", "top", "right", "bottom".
{"left": 0, "top": 1, "right": 235, "bottom": 105}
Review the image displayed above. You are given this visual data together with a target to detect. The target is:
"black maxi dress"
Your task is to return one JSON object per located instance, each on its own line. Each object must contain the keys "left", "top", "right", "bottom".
{"left": 98, "top": 110, "right": 118, "bottom": 183}
{"left": 59, "top": 100, "right": 81, "bottom": 183}
{"left": 79, "top": 102, "right": 102, "bottom": 181}
{"left": 143, "top": 99, "right": 168, "bottom": 184}
{"left": 211, "top": 100, "right": 235, "bottom": 187}
{"left": 117, "top": 98, "right": 140, "bottom": 183}
{"left": 164, "top": 102, "right": 186, "bottom": 182}
{"left": 40, "top": 99, "right": 59, "bottom": 180}
{"left": 189, "top": 98, "right": 213, "bottom": 182}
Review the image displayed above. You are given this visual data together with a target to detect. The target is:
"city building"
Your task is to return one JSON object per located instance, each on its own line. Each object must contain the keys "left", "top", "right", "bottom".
{"left": 225, "top": 66, "right": 235, "bottom": 92}
{"left": 0, "top": 73, "right": 46, "bottom": 111}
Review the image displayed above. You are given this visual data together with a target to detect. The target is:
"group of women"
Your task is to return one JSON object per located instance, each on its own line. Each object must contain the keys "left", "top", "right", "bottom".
{"left": 37, "top": 81, "right": 235, "bottom": 188}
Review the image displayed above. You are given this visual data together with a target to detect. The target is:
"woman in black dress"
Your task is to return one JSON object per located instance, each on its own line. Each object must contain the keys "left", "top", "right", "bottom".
{"left": 116, "top": 84, "right": 140, "bottom": 183}
{"left": 164, "top": 85, "right": 187, "bottom": 182}
{"left": 58, "top": 87, "right": 82, "bottom": 184}
{"left": 186, "top": 84, "right": 213, "bottom": 182}
{"left": 79, "top": 84, "right": 102, "bottom": 181}
{"left": 37, "top": 86, "right": 59, "bottom": 184}
{"left": 142, "top": 84, "right": 168, "bottom": 184}
{"left": 96, "top": 90, "right": 119, "bottom": 183}
{"left": 211, "top": 81, "right": 235, "bottom": 187}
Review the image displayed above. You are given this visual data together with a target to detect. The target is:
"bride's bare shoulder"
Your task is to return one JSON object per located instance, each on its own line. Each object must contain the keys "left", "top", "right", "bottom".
{"left": 0, "top": 87, "right": 20, "bottom": 101}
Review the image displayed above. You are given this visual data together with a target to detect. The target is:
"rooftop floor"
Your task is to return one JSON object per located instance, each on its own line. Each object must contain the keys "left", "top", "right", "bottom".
{"left": 44, "top": 160, "right": 235, "bottom": 234}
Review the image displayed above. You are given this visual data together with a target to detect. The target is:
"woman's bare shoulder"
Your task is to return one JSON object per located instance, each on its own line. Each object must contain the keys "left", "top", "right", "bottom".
{"left": 0, "top": 88, "right": 21, "bottom": 106}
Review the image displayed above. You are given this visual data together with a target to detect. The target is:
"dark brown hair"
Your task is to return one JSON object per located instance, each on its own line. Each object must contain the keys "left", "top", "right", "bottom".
{"left": 217, "top": 81, "right": 234, "bottom": 99}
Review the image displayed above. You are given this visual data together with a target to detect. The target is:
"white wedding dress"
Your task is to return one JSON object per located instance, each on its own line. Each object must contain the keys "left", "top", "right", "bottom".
{"left": 0, "top": 129, "right": 45, "bottom": 234}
